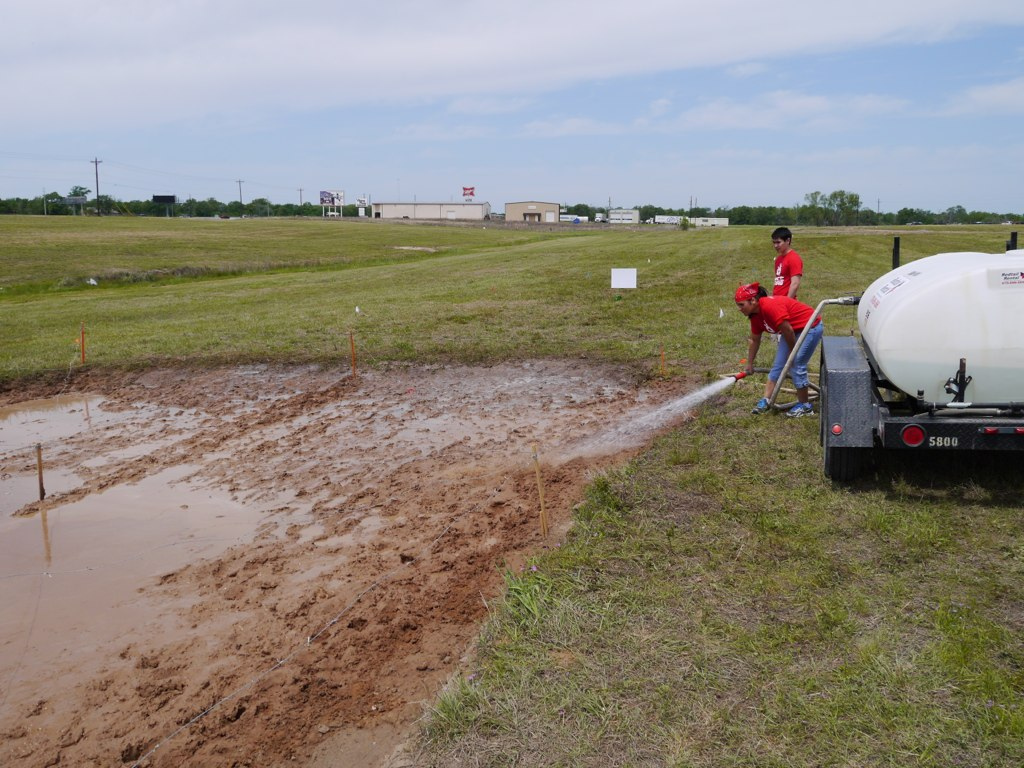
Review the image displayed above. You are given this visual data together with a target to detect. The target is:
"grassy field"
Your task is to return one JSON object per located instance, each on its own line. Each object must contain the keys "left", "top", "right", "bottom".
{"left": 3, "top": 216, "right": 1022, "bottom": 766}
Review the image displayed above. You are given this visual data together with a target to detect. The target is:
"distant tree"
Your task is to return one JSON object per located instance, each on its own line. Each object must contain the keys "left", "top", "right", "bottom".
{"left": 896, "top": 207, "right": 935, "bottom": 225}
{"left": 566, "top": 203, "right": 595, "bottom": 219}
{"left": 944, "top": 205, "right": 968, "bottom": 224}
{"left": 188, "top": 197, "right": 225, "bottom": 217}
{"left": 858, "top": 208, "right": 880, "bottom": 226}
{"left": 801, "top": 192, "right": 827, "bottom": 226}
{"left": 94, "top": 194, "right": 117, "bottom": 215}
{"left": 638, "top": 204, "right": 666, "bottom": 222}
{"left": 825, "top": 190, "right": 861, "bottom": 226}
{"left": 724, "top": 205, "right": 753, "bottom": 225}
{"left": 966, "top": 209, "right": 1001, "bottom": 224}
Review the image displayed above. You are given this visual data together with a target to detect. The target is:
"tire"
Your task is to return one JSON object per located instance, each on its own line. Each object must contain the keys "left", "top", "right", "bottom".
{"left": 824, "top": 444, "right": 862, "bottom": 481}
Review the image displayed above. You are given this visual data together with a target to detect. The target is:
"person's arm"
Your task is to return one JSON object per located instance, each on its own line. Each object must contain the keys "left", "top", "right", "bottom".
{"left": 778, "top": 320, "right": 797, "bottom": 349}
{"left": 787, "top": 274, "right": 801, "bottom": 299}
{"left": 745, "top": 333, "right": 762, "bottom": 374}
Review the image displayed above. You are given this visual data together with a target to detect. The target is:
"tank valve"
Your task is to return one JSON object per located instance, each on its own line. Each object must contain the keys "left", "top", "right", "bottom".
{"left": 943, "top": 358, "right": 972, "bottom": 403}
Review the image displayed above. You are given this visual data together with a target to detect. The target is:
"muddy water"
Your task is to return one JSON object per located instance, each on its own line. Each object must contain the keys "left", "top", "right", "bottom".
{"left": 0, "top": 395, "right": 103, "bottom": 514}
{"left": 0, "top": 396, "right": 271, "bottom": 721}
{"left": 0, "top": 363, "right": 715, "bottom": 767}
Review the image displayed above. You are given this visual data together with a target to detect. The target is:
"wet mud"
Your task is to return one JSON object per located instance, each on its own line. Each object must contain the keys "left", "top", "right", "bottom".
{"left": 0, "top": 361, "right": 705, "bottom": 767}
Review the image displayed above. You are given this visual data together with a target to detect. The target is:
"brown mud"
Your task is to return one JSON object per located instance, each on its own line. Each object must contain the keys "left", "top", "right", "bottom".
{"left": 0, "top": 361, "right": 704, "bottom": 767}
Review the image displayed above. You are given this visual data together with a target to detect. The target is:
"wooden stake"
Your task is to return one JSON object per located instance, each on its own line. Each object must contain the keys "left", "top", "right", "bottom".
{"left": 660, "top": 346, "right": 666, "bottom": 376}
{"left": 41, "top": 508, "right": 52, "bottom": 567}
{"left": 531, "top": 443, "right": 548, "bottom": 537}
{"left": 80, "top": 322, "right": 86, "bottom": 364}
{"left": 349, "top": 331, "right": 357, "bottom": 379}
{"left": 36, "top": 443, "right": 45, "bottom": 500}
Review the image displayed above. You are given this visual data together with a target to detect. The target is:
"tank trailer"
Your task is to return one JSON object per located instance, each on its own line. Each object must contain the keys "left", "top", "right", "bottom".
{"left": 818, "top": 233, "right": 1024, "bottom": 481}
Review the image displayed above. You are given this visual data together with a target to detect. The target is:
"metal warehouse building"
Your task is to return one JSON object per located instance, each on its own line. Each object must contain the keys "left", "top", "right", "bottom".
{"left": 504, "top": 201, "right": 561, "bottom": 223}
{"left": 371, "top": 202, "right": 492, "bottom": 221}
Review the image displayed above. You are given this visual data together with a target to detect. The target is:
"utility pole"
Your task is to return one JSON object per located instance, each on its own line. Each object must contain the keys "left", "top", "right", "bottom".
{"left": 92, "top": 158, "right": 102, "bottom": 215}
{"left": 298, "top": 188, "right": 303, "bottom": 206}
{"left": 236, "top": 179, "right": 244, "bottom": 205}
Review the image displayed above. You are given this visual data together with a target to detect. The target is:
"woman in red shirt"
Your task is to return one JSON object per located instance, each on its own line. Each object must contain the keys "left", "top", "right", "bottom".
{"left": 735, "top": 282, "right": 823, "bottom": 417}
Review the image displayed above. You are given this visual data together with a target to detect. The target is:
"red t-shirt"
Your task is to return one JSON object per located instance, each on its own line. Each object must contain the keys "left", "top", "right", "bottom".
{"left": 773, "top": 249, "right": 803, "bottom": 296}
{"left": 749, "top": 295, "right": 820, "bottom": 335}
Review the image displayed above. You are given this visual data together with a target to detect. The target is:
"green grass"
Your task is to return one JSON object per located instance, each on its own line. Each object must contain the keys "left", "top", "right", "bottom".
{"left": 3, "top": 216, "right": 1022, "bottom": 766}
{"left": 3, "top": 217, "right": 1014, "bottom": 384}
{"left": 419, "top": 423, "right": 1024, "bottom": 768}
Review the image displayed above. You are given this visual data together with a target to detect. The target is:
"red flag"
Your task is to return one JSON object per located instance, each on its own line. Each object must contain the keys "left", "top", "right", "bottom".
{"left": 462, "top": 186, "right": 475, "bottom": 197}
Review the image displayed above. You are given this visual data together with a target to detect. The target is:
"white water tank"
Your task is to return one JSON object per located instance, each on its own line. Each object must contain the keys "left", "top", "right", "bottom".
{"left": 858, "top": 249, "right": 1024, "bottom": 403}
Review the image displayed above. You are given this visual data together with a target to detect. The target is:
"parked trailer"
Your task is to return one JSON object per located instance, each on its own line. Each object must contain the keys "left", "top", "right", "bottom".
{"left": 818, "top": 235, "right": 1024, "bottom": 481}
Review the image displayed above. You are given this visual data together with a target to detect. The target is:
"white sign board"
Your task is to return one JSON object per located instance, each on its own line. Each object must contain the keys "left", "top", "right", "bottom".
{"left": 611, "top": 268, "right": 637, "bottom": 289}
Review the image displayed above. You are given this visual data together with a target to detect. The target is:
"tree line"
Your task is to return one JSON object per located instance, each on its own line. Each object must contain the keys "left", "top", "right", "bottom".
{"left": 1, "top": 186, "right": 1019, "bottom": 225}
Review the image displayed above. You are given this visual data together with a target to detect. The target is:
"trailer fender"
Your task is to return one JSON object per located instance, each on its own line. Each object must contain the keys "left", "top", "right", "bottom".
{"left": 820, "top": 335, "right": 876, "bottom": 449}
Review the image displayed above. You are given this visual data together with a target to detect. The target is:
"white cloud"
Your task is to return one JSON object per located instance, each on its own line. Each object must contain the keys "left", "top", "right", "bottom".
{"left": 941, "top": 76, "right": 1024, "bottom": 115}
{"left": 5, "top": 0, "right": 1024, "bottom": 133}
{"left": 448, "top": 97, "right": 533, "bottom": 115}
{"left": 521, "top": 117, "right": 624, "bottom": 138}
{"left": 674, "top": 91, "right": 905, "bottom": 132}
{"left": 648, "top": 98, "right": 672, "bottom": 118}
{"left": 726, "top": 62, "right": 768, "bottom": 78}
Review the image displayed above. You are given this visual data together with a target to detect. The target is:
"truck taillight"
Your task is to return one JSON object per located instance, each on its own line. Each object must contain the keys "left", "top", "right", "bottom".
{"left": 900, "top": 424, "right": 926, "bottom": 447}
{"left": 830, "top": 424, "right": 843, "bottom": 436}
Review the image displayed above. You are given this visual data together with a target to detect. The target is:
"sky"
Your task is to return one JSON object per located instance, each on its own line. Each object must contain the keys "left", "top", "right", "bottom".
{"left": 2, "top": 0, "right": 1024, "bottom": 214}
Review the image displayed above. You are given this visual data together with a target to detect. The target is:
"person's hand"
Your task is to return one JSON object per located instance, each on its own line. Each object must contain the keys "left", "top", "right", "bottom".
{"left": 744, "top": 363, "right": 755, "bottom": 376}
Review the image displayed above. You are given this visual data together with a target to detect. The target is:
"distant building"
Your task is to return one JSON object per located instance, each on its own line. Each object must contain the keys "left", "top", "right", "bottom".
{"left": 505, "top": 201, "right": 560, "bottom": 223}
{"left": 609, "top": 208, "right": 640, "bottom": 224}
{"left": 371, "top": 202, "right": 491, "bottom": 221}
{"left": 687, "top": 217, "right": 729, "bottom": 227}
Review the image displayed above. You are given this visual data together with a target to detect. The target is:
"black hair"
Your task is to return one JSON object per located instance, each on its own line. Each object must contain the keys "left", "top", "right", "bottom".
{"left": 771, "top": 226, "right": 792, "bottom": 242}
{"left": 756, "top": 285, "right": 768, "bottom": 298}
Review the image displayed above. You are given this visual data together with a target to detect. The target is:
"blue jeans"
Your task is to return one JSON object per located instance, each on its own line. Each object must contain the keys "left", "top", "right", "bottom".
{"left": 769, "top": 323, "right": 823, "bottom": 390}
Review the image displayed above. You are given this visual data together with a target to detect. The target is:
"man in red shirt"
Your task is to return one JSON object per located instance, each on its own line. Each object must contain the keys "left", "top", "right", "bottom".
{"left": 735, "top": 282, "right": 822, "bottom": 416}
{"left": 771, "top": 227, "right": 803, "bottom": 298}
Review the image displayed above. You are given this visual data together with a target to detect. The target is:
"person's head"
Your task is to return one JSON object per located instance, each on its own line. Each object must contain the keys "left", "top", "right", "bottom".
{"left": 771, "top": 227, "right": 792, "bottom": 256}
{"left": 735, "top": 282, "right": 767, "bottom": 316}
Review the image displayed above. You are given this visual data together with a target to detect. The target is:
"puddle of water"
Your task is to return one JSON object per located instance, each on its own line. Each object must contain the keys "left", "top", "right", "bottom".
{"left": 0, "top": 390, "right": 273, "bottom": 718}
{"left": 0, "top": 394, "right": 106, "bottom": 448}
{"left": 0, "top": 465, "right": 269, "bottom": 715}
{"left": 1, "top": 395, "right": 111, "bottom": 516}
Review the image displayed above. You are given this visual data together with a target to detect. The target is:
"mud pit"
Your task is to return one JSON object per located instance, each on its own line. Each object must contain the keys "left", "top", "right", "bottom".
{"left": 0, "top": 361, "right": 708, "bottom": 767}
